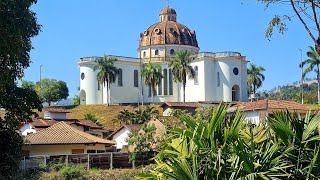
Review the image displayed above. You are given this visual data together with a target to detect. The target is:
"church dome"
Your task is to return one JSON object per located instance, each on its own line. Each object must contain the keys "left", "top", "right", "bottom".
{"left": 160, "top": 7, "right": 176, "bottom": 15}
{"left": 139, "top": 7, "right": 198, "bottom": 48}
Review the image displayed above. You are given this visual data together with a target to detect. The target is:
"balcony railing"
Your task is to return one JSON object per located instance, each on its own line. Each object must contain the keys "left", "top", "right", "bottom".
{"left": 197, "top": 51, "right": 242, "bottom": 58}
{"left": 80, "top": 55, "right": 139, "bottom": 63}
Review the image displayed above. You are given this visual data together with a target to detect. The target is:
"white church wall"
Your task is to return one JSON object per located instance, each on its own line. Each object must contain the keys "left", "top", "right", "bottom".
{"left": 241, "top": 62, "right": 249, "bottom": 101}
{"left": 79, "top": 63, "right": 100, "bottom": 104}
{"left": 108, "top": 63, "right": 141, "bottom": 104}
{"left": 184, "top": 60, "right": 206, "bottom": 102}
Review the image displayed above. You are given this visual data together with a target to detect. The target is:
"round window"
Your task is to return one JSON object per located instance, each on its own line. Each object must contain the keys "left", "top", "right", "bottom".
{"left": 233, "top": 68, "right": 239, "bottom": 75}
{"left": 81, "top": 73, "right": 85, "bottom": 80}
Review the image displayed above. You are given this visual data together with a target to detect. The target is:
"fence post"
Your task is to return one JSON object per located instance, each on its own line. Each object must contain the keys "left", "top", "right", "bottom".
{"left": 87, "top": 154, "right": 90, "bottom": 169}
{"left": 23, "top": 156, "right": 26, "bottom": 170}
{"left": 65, "top": 155, "right": 68, "bottom": 165}
{"left": 43, "top": 155, "right": 46, "bottom": 166}
{"left": 110, "top": 153, "right": 113, "bottom": 170}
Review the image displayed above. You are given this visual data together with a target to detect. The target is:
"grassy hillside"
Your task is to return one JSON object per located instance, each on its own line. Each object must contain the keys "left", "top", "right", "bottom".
{"left": 305, "top": 104, "right": 320, "bottom": 110}
{"left": 64, "top": 105, "right": 162, "bottom": 130}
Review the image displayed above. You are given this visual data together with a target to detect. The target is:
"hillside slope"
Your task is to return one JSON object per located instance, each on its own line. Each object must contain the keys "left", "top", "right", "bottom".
{"left": 65, "top": 105, "right": 162, "bottom": 130}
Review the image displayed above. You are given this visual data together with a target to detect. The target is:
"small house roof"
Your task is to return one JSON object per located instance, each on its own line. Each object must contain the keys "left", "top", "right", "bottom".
{"left": 107, "top": 124, "right": 143, "bottom": 139}
{"left": 43, "top": 107, "right": 70, "bottom": 113}
{"left": 24, "top": 121, "right": 114, "bottom": 145}
{"left": 235, "top": 100, "right": 310, "bottom": 112}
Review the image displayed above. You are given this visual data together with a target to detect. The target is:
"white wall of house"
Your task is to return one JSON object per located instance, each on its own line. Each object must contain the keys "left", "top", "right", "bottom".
{"left": 20, "top": 124, "right": 37, "bottom": 136}
{"left": 22, "top": 144, "right": 107, "bottom": 156}
{"left": 112, "top": 127, "right": 131, "bottom": 149}
{"left": 245, "top": 111, "right": 260, "bottom": 125}
{"left": 44, "top": 112, "right": 67, "bottom": 120}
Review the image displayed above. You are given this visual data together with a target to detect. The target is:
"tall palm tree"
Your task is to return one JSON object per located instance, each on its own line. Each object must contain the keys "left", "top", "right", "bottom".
{"left": 94, "top": 55, "right": 118, "bottom": 106}
{"left": 169, "top": 50, "right": 195, "bottom": 103}
{"left": 247, "top": 63, "right": 265, "bottom": 95}
{"left": 300, "top": 46, "right": 320, "bottom": 104}
{"left": 142, "top": 63, "right": 163, "bottom": 103}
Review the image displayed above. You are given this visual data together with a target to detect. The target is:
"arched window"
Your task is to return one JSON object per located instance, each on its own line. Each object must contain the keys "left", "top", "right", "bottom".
{"left": 134, "top": 70, "right": 139, "bottom": 87}
{"left": 163, "top": 69, "right": 168, "bottom": 95}
{"left": 170, "top": 49, "right": 175, "bottom": 55}
{"left": 155, "top": 49, "right": 159, "bottom": 56}
{"left": 98, "top": 81, "right": 100, "bottom": 90}
{"left": 143, "top": 51, "right": 146, "bottom": 58}
{"left": 118, "top": 68, "right": 123, "bottom": 86}
{"left": 194, "top": 66, "right": 198, "bottom": 85}
{"left": 217, "top": 72, "right": 220, "bottom": 87}
{"left": 232, "top": 85, "right": 240, "bottom": 101}
{"left": 169, "top": 69, "right": 173, "bottom": 95}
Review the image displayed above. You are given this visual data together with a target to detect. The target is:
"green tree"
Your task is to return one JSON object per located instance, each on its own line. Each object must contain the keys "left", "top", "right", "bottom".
{"left": 300, "top": 46, "right": 320, "bottom": 104}
{"left": 21, "top": 80, "right": 35, "bottom": 89}
{"left": 118, "top": 106, "right": 159, "bottom": 124}
{"left": 72, "top": 95, "right": 80, "bottom": 105}
{"left": 247, "top": 63, "right": 266, "bottom": 94}
{"left": 35, "top": 78, "right": 69, "bottom": 106}
{"left": 127, "top": 123, "right": 157, "bottom": 165}
{"left": 261, "top": 0, "right": 320, "bottom": 53}
{"left": 0, "top": 1, "right": 42, "bottom": 178}
{"left": 94, "top": 55, "right": 118, "bottom": 106}
{"left": 84, "top": 113, "right": 98, "bottom": 123}
{"left": 169, "top": 50, "right": 195, "bottom": 103}
{"left": 142, "top": 63, "right": 163, "bottom": 103}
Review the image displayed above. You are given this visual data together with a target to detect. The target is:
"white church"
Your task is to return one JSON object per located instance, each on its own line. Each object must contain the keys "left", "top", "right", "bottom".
{"left": 79, "top": 6, "right": 248, "bottom": 105}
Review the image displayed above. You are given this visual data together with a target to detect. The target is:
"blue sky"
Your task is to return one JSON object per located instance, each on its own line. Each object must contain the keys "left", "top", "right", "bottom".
{"left": 26, "top": 0, "right": 313, "bottom": 97}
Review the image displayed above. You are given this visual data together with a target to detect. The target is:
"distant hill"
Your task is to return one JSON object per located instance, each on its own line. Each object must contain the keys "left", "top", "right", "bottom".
{"left": 262, "top": 79, "right": 318, "bottom": 104}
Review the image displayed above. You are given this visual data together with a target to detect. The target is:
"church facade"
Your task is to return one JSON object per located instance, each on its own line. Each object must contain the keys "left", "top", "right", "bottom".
{"left": 79, "top": 7, "right": 248, "bottom": 105}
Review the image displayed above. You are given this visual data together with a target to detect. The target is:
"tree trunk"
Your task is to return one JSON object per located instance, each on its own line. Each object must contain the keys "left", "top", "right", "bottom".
{"left": 108, "top": 81, "right": 111, "bottom": 106}
{"left": 253, "top": 84, "right": 256, "bottom": 95}
{"left": 318, "top": 73, "right": 320, "bottom": 104}
{"left": 183, "top": 79, "right": 186, "bottom": 103}
{"left": 106, "top": 81, "right": 109, "bottom": 106}
{"left": 151, "top": 86, "right": 154, "bottom": 104}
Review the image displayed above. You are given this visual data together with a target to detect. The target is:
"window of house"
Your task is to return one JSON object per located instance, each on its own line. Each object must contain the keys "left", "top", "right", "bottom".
{"left": 155, "top": 49, "right": 159, "bottom": 56}
{"left": 163, "top": 69, "right": 168, "bottom": 95}
{"left": 98, "top": 81, "right": 100, "bottom": 90}
{"left": 134, "top": 70, "right": 139, "bottom": 87}
{"left": 97, "top": 150, "right": 106, "bottom": 153}
{"left": 118, "top": 68, "right": 123, "bottom": 86}
{"left": 143, "top": 51, "right": 146, "bottom": 58}
{"left": 169, "top": 69, "right": 173, "bottom": 95}
{"left": 170, "top": 49, "right": 175, "bottom": 55}
{"left": 81, "top": 73, "right": 85, "bottom": 80}
{"left": 217, "top": 72, "right": 220, "bottom": 87}
{"left": 233, "top": 67, "right": 239, "bottom": 75}
{"left": 232, "top": 85, "right": 240, "bottom": 101}
{"left": 194, "top": 66, "right": 198, "bottom": 85}
{"left": 87, "top": 150, "right": 97, "bottom": 154}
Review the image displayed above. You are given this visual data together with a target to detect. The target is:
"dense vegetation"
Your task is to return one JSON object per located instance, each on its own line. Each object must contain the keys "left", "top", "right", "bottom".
{"left": 261, "top": 81, "right": 318, "bottom": 104}
{"left": 139, "top": 105, "right": 320, "bottom": 179}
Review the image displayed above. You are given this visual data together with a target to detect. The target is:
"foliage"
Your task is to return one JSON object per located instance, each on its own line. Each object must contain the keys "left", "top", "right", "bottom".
{"left": 35, "top": 78, "right": 69, "bottom": 106}
{"left": 142, "top": 63, "right": 163, "bottom": 103}
{"left": 0, "top": 0, "right": 42, "bottom": 177}
{"left": 94, "top": 55, "right": 118, "bottom": 106}
{"left": 0, "top": 126, "right": 23, "bottom": 180}
{"left": 127, "top": 123, "right": 157, "bottom": 163}
{"left": 247, "top": 63, "right": 266, "bottom": 94}
{"left": 118, "top": 106, "right": 159, "bottom": 124}
{"left": 72, "top": 95, "right": 80, "bottom": 105}
{"left": 300, "top": 46, "right": 320, "bottom": 104}
{"left": 84, "top": 113, "right": 98, "bottom": 123}
{"left": 194, "top": 106, "right": 216, "bottom": 123}
{"left": 169, "top": 50, "right": 195, "bottom": 102}
{"left": 59, "top": 164, "right": 82, "bottom": 180}
{"left": 21, "top": 80, "right": 35, "bottom": 89}
{"left": 139, "top": 104, "right": 320, "bottom": 179}
{"left": 259, "top": 0, "right": 320, "bottom": 53}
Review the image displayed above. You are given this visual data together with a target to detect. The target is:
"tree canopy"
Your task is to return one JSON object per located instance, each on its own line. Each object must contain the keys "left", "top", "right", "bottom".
{"left": 247, "top": 63, "right": 266, "bottom": 94}
{"left": 142, "top": 63, "right": 163, "bottom": 103}
{"left": 35, "top": 78, "right": 69, "bottom": 106}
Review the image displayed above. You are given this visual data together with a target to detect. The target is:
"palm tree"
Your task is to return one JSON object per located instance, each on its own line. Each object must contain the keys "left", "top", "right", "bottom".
{"left": 247, "top": 63, "right": 265, "bottom": 95}
{"left": 300, "top": 46, "right": 320, "bottom": 104}
{"left": 142, "top": 63, "right": 163, "bottom": 103}
{"left": 94, "top": 55, "right": 118, "bottom": 106}
{"left": 169, "top": 50, "right": 195, "bottom": 103}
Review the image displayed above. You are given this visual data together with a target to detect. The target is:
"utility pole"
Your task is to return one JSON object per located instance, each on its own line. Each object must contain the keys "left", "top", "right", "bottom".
{"left": 299, "top": 49, "right": 304, "bottom": 104}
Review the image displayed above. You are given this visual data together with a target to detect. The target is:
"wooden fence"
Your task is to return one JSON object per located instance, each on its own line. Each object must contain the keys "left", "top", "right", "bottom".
{"left": 20, "top": 152, "right": 154, "bottom": 170}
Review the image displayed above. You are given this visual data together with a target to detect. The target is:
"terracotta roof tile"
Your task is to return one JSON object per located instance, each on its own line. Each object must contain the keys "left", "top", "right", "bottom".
{"left": 160, "top": 102, "right": 201, "bottom": 108}
{"left": 29, "top": 119, "right": 101, "bottom": 128}
{"left": 235, "top": 100, "right": 310, "bottom": 112}
{"left": 24, "top": 122, "right": 114, "bottom": 145}
{"left": 43, "top": 107, "right": 70, "bottom": 113}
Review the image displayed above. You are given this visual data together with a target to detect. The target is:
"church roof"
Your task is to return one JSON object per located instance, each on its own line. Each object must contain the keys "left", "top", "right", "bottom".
{"left": 160, "top": 7, "right": 176, "bottom": 15}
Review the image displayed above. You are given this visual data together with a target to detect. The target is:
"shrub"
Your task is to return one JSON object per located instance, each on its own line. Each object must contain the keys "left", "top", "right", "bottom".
{"left": 59, "top": 164, "right": 82, "bottom": 180}
{"left": 84, "top": 113, "right": 98, "bottom": 123}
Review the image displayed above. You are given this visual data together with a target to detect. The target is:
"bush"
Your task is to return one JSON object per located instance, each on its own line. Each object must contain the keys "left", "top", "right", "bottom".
{"left": 59, "top": 164, "right": 82, "bottom": 180}
{"left": 84, "top": 113, "right": 98, "bottom": 123}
